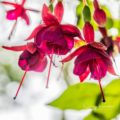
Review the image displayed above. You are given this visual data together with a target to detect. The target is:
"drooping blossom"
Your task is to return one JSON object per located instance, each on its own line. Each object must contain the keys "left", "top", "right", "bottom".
{"left": 93, "top": 0, "right": 106, "bottom": 27}
{"left": 26, "top": 1, "right": 82, "bottom": 88}
{"left": 26, "top": 1, "right": 82, "bottom": 55}
{"left": 3, "top": 42, "right": 47, "bottom": 99}
{"left": 1, "top": 0, "right": 40, "bottom": 39}
{"left": 61, "top": 22, "right": 116, "bottom": 102}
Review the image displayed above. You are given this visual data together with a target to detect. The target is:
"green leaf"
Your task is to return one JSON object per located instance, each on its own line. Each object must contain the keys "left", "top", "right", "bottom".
{"left": 106, "top": 17, "right": 114, "bottom": 29}
{"left": 84, "top": 79, "right": 120, "bottom": 120}
{"left": 83, "top": 5, "right": 91, "bottom": 22}
{"left": 48, "top": 83, "right": 100, "bottom": 110}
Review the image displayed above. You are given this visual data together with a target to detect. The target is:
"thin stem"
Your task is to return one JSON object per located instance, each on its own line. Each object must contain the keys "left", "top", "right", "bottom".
{"left": 8, "top": 20, "right": 17, "bottom": 40}
{"left": 13, "top": 67, "right": 28, "bottom": 100}
{"left": 98, "top": 80, "right": 105, "bottom": 102}
{"left": 46, "top": 54, "right": 53, "bottom": 88}
{"left": 26, "top": 8, "right": 40, "bottom": 13}
{"left": 61, "top": 111, "right": 65, "bottom": 120}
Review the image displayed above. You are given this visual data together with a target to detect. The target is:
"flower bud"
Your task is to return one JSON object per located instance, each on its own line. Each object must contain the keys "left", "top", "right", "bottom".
{"left": 93, "top": 8, "right": 107, "bottom": 27}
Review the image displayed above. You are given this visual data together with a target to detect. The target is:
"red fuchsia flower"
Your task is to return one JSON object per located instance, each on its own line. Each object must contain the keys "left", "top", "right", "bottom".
{"left": 3, "top": 42, "right": 47, "bottom": 99}
{"left": 61, "top": 22, "right": 116, "bottom": 102}
{"left": 1, "top": 0, "right": 40, "bottom": 39}
{"left": 26, "top": 1, "right": 82, "bottom": 55}
{"left": 26, "top": 1, "right": 82, "bottom": 87}
{"left": 93, "top": 0, "right": 107, "bottom": 27}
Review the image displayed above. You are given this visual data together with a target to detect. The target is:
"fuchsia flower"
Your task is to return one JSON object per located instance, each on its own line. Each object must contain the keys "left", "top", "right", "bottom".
{"left": 93, "top": 0, "right": 106, "bottom": 27}
{"left": 26, "top": 1, "right": 82, "bottom": 55}
{"left": 1, "top": 0, "right": 40, "bottom": 39}
{"left": 3, "top": 42, "right": 47, "bottom": 99}
{"left": 25, "top": 1, "right": 82, "bottom": 88}
{"left": 61, "top": 22, "right": 116, "bottom": 102}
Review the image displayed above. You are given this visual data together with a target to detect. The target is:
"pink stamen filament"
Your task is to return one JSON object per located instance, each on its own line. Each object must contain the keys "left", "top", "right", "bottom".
{"left": 13, "top": 67, "right": 28, "bottom": 100}
{"left": 98, "top": 80, "right": 105, "bottom": 102}
{"left": 8, "top": 20, "right": 17, "bottom": 40}
{"left": 46, "top": 54, "right": 53, "bottom": 88}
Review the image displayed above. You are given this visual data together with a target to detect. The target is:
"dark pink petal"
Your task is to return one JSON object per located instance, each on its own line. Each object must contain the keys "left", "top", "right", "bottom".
{"left": 54, "top": 1, "right": 64, "bottom": 22}
{"left": 90, "top": 42, "right": 107, "bottom": 51}
{"left": 64, "top": 35, "right": 74, "bottom": 49}
{"left": 79, "top": 67, "right": 90, "bottom": 82}
{"left": 30, "top": 55, "right": 47, "bottom": 72}
{"left": 61, "top": 24, "right": 83, "bottom": 39}
{"left": 83, "top": 22, "right": 94, "bottom": 43}
{"left": 25, "top": 25, "right": 46, "bottom": 40}
{"left": 2, "top": 45, "right": 26, "bottom": 51}
{"left": 73, "top": 61, "right": 88, "bottom": 76}
{"left": 22, "top": 12, "right": 30, "bottom": 25}
{"left": 1, "top": 1, "right": 17, "bottom": 7}
{"left": 89, "top": 58, "right": 107, "bottom": 80}
{"left": 93, "top": 8, "right": 106, "bottom": 27}
{"left": 61, "top": 46, "right": 88, "bottom": 63}
{"left": 42, "top": 4, "right": 59, "bottom": 25}
{"left": 35, "top": 25, "right": 70, "bottom": 55}
{"left": 18, "top": 50, "right": 47, "bottom": 72}
{"left": 26, "top": 42, "right": 37, "bottom": 54}
{"left": 7, "top": 10, "right": 18, "bottom": 20}
{"left": 75, "top": 48, "right": 101, "bottom": 64}
{"left": 107, "top": 65, "right": 117, "bottom": 76}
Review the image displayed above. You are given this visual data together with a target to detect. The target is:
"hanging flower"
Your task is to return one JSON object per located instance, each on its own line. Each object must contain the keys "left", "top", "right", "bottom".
{"left": 26, "top": 1, "right": 82, "bottom": 55}
{"left": 3, "top": 42, "right": 47, "bottom": 99}
{"left": 1, "top": 0, "right": 40, "bottom": 39}
{"left": 61, "top": 22, "right": 116, "bottom": 102}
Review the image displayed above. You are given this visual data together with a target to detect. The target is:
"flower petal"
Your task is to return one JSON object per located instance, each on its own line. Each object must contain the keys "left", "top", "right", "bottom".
{"left": 107, "top": 65, "right": 117, "bottom": 76}
{"left": 54, "top": 1, "right": 64, "bottom": 22}
{"left": 90, "top": 42, "right": 107, "bottom": 51}
{"left": 18, "top": 50, "right": 47, "bottom": 72}
{"left": 83, "top": 22, "right": 94, "bottom": 43}
{"left": 89, "top": 58, "right": 107, "bottom": 80}
{"left": 64, "top": 35, "right": 74, "bottom": 49}
{"left": 26, "top": 42, "right": 37, "bottom": 54}
{"left": 1, "top": 1, "right": 17, "bottom": 7}
{"left": 75, "top": 48, "right": 101, "bottom": 64}
{"left": 22, "top": 12, "right": 30, "bottom": 25}
{"left": 79, "top": 67, "right": 90, "bottom": 82}
{"left": 25, "top": 25, "right": 46, "bottom": 40}
{"left": 2, "top": 45, "right": 26, "bottom": 51}
{"left": 42, "top": 4, "right": 59, "bottom": 25}
{"left": 61, "top": 45, "right": 88, "bottom": 63}
{"left": 61, "top": 24, "right": 83, "bottom": 39}
{"left": 74, "top": 61, "right": 88, "bottom": 76}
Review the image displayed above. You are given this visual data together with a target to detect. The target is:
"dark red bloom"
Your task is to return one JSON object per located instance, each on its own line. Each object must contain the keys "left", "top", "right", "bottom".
{"left": 61, "top": 22, "right": 116, "bottom": 102}
{"left": 26, "top": 1, "right": 82, "bottom": 55}
{"left": 1, "top": 0, "right": 40, "bottom": 39}
{"left": 3, "top": 42, "right": 47, "bottom": 99}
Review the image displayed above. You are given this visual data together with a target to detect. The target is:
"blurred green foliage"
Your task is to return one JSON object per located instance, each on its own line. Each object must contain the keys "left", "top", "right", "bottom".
{"left": 0, "top": 49, "right": 23, "bottom": 93}
{"left": 76, "top": 0, "right": 120, "bottom": 35}
{"left": 48, "top": 79, "right": 120, "bottom": 120}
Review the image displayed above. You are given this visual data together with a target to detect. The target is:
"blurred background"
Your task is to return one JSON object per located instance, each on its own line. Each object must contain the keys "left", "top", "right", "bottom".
{"left": 0, "top": 0, "right": 120, "bottom": 120}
